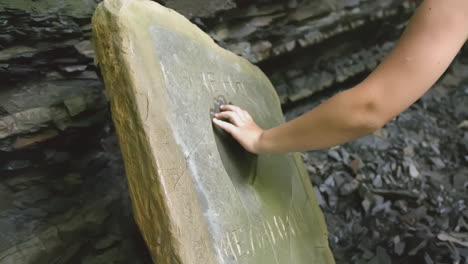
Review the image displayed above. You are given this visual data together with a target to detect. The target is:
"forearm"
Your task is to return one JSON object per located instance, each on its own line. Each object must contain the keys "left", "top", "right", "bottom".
{"left": 213, "top": 0, "right": 468, "bottom": 155}
{"left": 259, "top": 0, "right": 468, "bottom": 154}
{"left": 258, "top": 87, "right": 380, "bottom": 153}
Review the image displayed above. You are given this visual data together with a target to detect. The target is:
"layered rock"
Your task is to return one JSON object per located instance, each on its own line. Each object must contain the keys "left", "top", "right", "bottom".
{"left": 204, "top": 0, "right": 416, "bottom": 103}
{"left": 0, "top": 2, "right": 153, "bottom": 263}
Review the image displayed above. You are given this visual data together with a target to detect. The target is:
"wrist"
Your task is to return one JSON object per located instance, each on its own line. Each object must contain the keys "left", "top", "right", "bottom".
{"left": 255, "top": 129, "right": 270, "bottom": 154}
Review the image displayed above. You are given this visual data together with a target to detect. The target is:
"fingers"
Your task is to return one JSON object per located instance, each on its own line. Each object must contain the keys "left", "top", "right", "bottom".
{"left": 214, "top": 111, "right": 243, "bottom": 125}
{"left": 212, "top": 118, "right": 238, "bottom": 135}
{"left": 220, "top": 104, "right": 241, "bottom": 112}
{"left": 220, "top": 104, "right": 250, "bottom": 120}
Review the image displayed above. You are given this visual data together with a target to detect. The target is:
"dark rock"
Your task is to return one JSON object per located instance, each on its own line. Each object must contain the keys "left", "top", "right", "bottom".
{"left": 393, "top": 236, "right": 405, "bottom": 256}
{"left": 339, "top": 179, "right": 360, "bottom": 195}
{"left": 429, "top": 157, "right": 445, "bottom": 169}
{"left": 328, "top": 149, "right": 341, "bottom": 161}
{"left": 163, "top": 0, "right": 236, "bottom": 18}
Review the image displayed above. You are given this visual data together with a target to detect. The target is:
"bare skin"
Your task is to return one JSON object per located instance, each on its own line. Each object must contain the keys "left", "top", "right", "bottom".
{"left": 213, "top": 0, "right": 468, "bottom": 154}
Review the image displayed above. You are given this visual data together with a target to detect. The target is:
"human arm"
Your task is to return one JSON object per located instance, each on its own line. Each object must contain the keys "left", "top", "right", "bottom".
{"left": 213, "top": 0, "right": 468, "bottom": 154}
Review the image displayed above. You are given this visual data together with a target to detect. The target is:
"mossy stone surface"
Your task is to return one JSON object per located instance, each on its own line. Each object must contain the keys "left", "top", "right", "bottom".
{"left": 92, "top": 1, "right": 335, "bottom": 263}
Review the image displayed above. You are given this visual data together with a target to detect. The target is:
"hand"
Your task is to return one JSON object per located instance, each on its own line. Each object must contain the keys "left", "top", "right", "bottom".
{"left": 212, "top": 105, "right": 265, "bottom": 154}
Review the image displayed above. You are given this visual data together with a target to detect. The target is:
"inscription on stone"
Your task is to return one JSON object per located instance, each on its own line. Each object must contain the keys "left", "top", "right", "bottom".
{"left": 219, "top": 207, "right": 312, "bottom": 261}
{"left": 160, "top": 62, "right": 248, "bottom": 96}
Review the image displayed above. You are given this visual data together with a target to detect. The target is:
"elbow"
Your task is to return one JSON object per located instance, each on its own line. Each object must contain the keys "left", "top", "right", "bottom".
{"left": 336, "top": 86, "right": 389, "bottom": 137}
{"left": 352, "top": 100, "right": 387, "bottom": 136}
{"left": 359, "top": 115, "right": 385, "bottom": 135}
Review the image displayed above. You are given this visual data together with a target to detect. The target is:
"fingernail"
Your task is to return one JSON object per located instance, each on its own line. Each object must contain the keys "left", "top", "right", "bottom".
{"left": 220, "top": 105, "right": 224, "bottom": 109}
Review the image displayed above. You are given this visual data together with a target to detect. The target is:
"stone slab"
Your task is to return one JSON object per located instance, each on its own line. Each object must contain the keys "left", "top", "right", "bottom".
{"left": 92, "top": 0, "right": 335, "bottom": 263}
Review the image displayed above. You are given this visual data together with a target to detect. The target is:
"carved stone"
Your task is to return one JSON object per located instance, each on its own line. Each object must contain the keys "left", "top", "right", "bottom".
{"left": 92, "top": 0, "right": 334, "bottom": 263}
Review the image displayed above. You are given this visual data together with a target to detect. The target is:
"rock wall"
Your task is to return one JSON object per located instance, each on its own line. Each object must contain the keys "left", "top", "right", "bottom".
{"left": 0, "top": 0, "right": 465, "bottom": 263}
{"left": 203, "top": 0, "right": 415, "bottom": 103}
